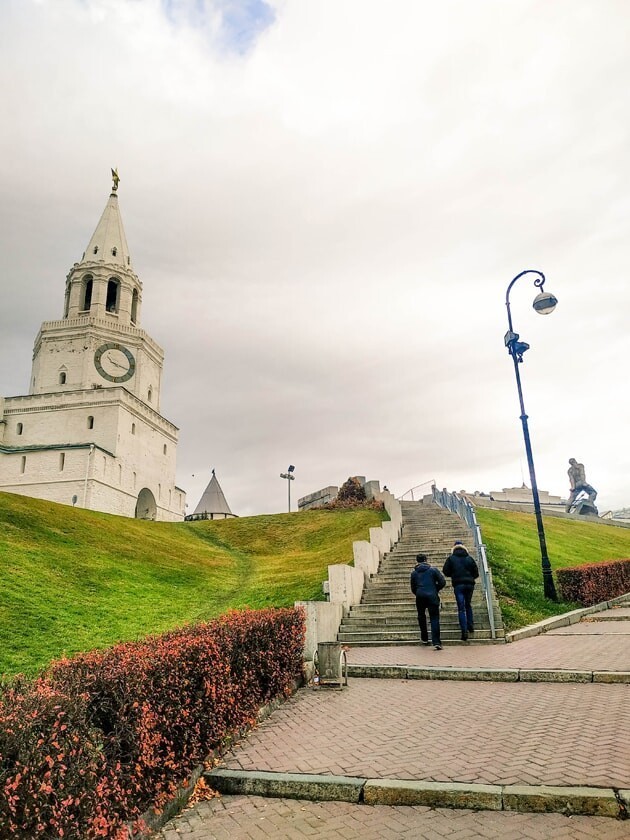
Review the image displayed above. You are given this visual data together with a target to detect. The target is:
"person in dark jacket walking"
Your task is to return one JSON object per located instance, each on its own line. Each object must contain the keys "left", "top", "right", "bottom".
{"left": 410, "top": 553, "right": 446, "bottom": 650}
{"left": 443, "top": 541, "right": 479, "bottom": 641}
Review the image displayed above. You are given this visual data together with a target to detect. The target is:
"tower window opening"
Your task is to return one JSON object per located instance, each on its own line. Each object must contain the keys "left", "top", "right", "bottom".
{"left": 20, "top": 456, "right": 26, "bottom": 474}
{"left": 131, "top": 288, "right": 139, "bottom": 323}
{"left": 93, "top": 246, "right": 98, "bottom": 254}
{"left": 148, "top": 387, "right": 153, "bottom": 403}
{"left": 112, "top": 247, "right": 117, "bottom": 256}
{"left": 163, "top": 444, "right": 167, "bottom": 455}
{"left": 106, "top": 278, "right": 120, "bottom": 313}
{"left": 17, "top": 422, "right": 23, "bottom": 435}
{"left": 87, "top": 415, "right": 94, "bottom": 430}
{"left": 59, "top": 452, "right": 65, "bottom": 471}
{"left": 59, "top": 371, "right": 67, "bottom": 385}
{"left": 82, "top": 276, "right": 93, "bottom": 311}
{"left": 118, "top": 464, "right": 122, "bottom": 484}
{"left": 132, "top": 423, "right": 136, "bottom": 435}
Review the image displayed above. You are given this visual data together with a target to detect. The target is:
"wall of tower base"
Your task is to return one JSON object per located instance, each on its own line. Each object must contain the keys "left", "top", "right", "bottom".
{"left": 0, "top": 451, "right": 185, "bottom": 522}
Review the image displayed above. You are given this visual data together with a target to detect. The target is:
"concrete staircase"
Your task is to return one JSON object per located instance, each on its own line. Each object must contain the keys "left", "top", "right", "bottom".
{"left": 337, "top": 500, "right": 505, "bottom": 646}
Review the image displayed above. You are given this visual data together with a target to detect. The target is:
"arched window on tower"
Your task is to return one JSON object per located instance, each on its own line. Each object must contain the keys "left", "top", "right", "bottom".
{"left": 87, "top": 416, "right": 94, "bottom": 430}
{"left": 82, "top": 275, "right": 93, "bottom": 312}
{"left": 59, "top": 371, "right": 67, "bottom": 385}
{"left": 147, "top": 387, "right": 153, "bottom": 403}
{"left": 17, "top": 423, "right": 23, "bottom": 435}
{"left": 131, "top": 288, "right": 139, "bottom": 324}
{"left": 106, "top": 278, "right": 120, "bottom": 313}
{"left": 112, "top": 247, "right": 117, "bottom": 257}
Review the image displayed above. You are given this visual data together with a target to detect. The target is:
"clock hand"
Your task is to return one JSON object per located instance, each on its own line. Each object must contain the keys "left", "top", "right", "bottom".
{"left": 106, "top": 353, "right": 128, "bottom": 370}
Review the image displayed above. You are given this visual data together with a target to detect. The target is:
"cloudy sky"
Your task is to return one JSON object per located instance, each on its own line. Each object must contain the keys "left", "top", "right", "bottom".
{"left": 1, "top": 0, "right": 629, "bottom": 516}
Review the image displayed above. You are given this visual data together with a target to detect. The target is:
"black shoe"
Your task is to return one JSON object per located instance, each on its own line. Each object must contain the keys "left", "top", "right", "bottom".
{"left": 434, "top": 644, "right": 443, "bottom": 650}
{"left": 461, "top": 632, "right": 468, "bottom": 641}
{"left": 468, "top": 626, "right": 475, "bottom": 634}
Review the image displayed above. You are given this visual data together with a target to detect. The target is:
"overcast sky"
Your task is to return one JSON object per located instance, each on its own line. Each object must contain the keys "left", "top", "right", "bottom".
{"left": 1, "top": 0, "right": 629, "bottom": 516}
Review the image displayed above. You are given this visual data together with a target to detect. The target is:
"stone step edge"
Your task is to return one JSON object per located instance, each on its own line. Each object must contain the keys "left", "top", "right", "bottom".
{"left": 346, "top": 663, "right": 630, "bottom": 683}
{"left": 206, "top": 769, "right": 629, "bottom": 818}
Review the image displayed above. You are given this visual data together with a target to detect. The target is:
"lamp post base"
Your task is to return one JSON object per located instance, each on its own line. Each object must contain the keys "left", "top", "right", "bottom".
{"left": 542, "top": 566, "right": 558, "bottom": 601}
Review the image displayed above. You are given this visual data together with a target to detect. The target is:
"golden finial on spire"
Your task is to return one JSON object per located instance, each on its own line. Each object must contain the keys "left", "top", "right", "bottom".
{"left": 111, "top": 167, "right": 120, "bottom": 192}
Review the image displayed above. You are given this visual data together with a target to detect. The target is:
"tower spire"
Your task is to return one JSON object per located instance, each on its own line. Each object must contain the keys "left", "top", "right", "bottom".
{"left": 80, "top": 171, "right": 131, "bottom": 268}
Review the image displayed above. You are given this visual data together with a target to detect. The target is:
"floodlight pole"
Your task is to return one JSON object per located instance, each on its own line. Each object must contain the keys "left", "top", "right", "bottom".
{"left": 505, "top": 270, "right": 558, "bottom": 602}
{"left": 280, "top": 466, "right": 296, "bottom": 512}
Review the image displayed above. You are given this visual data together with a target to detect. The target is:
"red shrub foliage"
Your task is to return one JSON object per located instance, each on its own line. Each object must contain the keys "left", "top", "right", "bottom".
{"left": 0, "top": 608, "right": 304, "bottom": 839}
{"left": 556, "top": 558, "right": 630, "bottom": 606}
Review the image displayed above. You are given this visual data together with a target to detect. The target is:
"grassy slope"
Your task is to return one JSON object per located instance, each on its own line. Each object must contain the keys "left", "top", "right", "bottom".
{"left": 0, "top": 491, "right": 384, "bottom": 676}
{"left": 477, "top": 507, "right": 630, "bottom": 629}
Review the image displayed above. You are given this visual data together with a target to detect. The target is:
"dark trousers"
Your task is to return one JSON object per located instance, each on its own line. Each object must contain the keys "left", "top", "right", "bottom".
{"left": 415, "top": 596, "right": 441, "bottom": 645}
{"left": 454, "top": 583, "right": 475, "bottom": 633}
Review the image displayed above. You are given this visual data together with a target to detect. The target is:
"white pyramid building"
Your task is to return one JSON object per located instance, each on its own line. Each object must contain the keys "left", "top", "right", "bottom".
{"left": 187, "top": 470, "right": 236, "bottom": 520}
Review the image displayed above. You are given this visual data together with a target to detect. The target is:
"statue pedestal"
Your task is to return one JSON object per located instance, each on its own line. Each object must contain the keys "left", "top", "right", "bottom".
{"left": 573, "top": 500, "right": 599, "bottom": 517}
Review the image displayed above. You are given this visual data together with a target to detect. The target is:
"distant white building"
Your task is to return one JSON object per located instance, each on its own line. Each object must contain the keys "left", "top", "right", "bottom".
{"left": 0, "top": 175, "right": 186, "bottom": 521}
{"left": 462, "top": 484, "right": 563, "bottom": 511}
{"left": 186, "top": 470, "right": 236, "bottom": 520}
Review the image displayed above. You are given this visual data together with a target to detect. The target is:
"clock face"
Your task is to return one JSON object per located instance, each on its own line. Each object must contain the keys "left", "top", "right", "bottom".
{"left": 94, "top": 342, "right": 136, "bottom": 383}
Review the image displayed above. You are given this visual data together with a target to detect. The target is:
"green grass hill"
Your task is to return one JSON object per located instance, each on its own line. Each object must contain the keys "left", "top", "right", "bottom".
{"left": 0, "top": 491, "right": 385, "bottom": 676}
{"left": 3, "top": 491, "right": 630, "bottom": 677}
{"left": 476, "top": 507, "right": 630, "bottom": 629}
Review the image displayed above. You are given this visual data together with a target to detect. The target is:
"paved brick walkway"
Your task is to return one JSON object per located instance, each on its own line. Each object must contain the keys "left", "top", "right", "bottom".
{"left": 158, "top": 609, "right": 630, "bottom": 838}
{"left": 158, "top": 796, "right": 630, "bottom": 839}
{"left": 218, "top": 678, "right": 629, "bottom": 787}
{"left": 346, "top": 622, "right": 630, "bottom": 671}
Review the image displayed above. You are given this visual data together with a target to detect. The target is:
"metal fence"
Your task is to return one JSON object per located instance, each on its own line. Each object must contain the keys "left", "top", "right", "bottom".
{"left": 432, "top": 486, "right": 497, "bottom": 639}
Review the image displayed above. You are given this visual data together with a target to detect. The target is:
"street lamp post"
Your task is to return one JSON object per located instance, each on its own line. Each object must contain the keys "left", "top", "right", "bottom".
{"left": 504, "top": 270, "right": 558, "bottom": 602}
{"left": 280, "top": 465, "right": 295, "bottom": 512}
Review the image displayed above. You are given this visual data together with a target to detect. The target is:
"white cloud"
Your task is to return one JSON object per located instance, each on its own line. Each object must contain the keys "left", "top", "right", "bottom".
{"left": 1, "top": 0, "right": 629, "bottom": 516}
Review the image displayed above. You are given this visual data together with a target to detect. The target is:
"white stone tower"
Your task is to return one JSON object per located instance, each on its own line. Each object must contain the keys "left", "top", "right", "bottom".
{"left": 0, "top": 172, "right": 186, "bottom": 520}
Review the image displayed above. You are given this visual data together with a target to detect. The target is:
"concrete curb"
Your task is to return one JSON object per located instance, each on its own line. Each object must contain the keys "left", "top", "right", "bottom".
{"left": 207, "top": 768, "right": 365, "bottom": 802}
{"left": 205, "top": 769, "right": 628, "bottom": 819}
{"left": 346, "top": 663, "right": 630, "bottom": 683}
{"left": 505, "top": 594, "right": 630, "bottom": 643}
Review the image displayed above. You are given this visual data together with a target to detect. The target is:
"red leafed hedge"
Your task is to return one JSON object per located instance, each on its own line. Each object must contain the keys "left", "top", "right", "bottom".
{"left": 556, "top": 559, "right": 630, "bottom": 606}
{"left": 0, "top": 607, "right": 305, "bottom": 839}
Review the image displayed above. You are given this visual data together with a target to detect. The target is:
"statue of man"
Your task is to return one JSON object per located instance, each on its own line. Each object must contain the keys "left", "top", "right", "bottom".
{"left": 565, "top": 458, "right": 597, "bottom": 512}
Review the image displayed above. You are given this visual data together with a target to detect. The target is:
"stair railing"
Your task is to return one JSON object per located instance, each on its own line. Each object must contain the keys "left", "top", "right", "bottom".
{"left": 432, "top": 486, "right": 497, "bottom": 640}
{"left": 398, "top": 479, "right": 436, "bottom": 501}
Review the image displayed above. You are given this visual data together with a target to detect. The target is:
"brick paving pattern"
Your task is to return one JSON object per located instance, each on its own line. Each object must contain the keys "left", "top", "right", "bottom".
{"left": 346, "top": 625, "right": 630, "bottom": 671}
{"left": 219, "top": 678, "right": 630, "bottom": 787}
{"left": 158, "top": 610, "right": 630, "bottom": 838}
{"left": 158, "top": 795, "right": 630, "bottom": 839}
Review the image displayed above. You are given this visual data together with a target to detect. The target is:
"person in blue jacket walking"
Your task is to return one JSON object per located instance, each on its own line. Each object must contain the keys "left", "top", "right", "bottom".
{"left": 410, "top": 553, "right": 446, "bottom": 650}
{"left": 443, "top": 541, "right": 479, "bottom": 641}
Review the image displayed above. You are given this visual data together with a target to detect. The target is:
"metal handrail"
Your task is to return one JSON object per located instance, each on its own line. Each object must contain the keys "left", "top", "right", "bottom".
{"left": 398, "top": 479, "right": 436, "bottom": 501}
{"left": 432, "top": 486, "right": 497, "bottom": 639}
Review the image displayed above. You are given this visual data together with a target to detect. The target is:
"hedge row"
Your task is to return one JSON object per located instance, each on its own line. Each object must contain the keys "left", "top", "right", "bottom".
{"left": 556, "top": 558, "right": 630, "bottom": 606}
{"left": 0, "top": 608, "right": 305, "bottom": 839}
